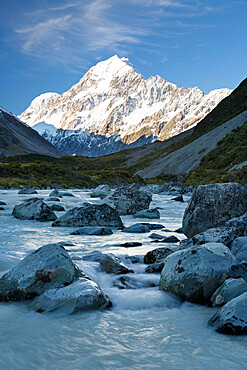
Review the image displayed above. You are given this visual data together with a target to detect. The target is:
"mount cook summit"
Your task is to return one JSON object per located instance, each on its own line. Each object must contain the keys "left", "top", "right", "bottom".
{"left": 19, "top": 55, "right": 232, "bottom": 156}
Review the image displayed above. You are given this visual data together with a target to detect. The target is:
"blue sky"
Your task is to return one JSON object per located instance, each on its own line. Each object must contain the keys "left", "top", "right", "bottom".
{"left": 0, "top": 0, "right": 246, "bottom": 114}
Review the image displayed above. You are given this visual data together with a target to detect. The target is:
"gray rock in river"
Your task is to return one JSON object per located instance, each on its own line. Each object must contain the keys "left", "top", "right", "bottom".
{"left": 190, "top": 212, "right": 247, "bottom": 247}
{"left": 52, "top": 202, "right": 123, "bottom": 228}
{"left": 133, "top": 209, "right": 160, "bottom": 219}
{"left": 90, "top": 185, "right": 111, "bottom": 199}
{"left": 210, "top": 278, "right": 247, "bottom": 306}
{"left": 30, "top": 277, "right": 110, "bottom": 314}
{"left": 46, "top": 197, "right": 60, "bottom": 202}
{"left": 122, "top": 224, "right": 151, "bottom": 233}
{"left": 159, "top": 244, "right": 234, "bottom": 304}
{"left": 60, "top": 192, "right": 75, "bottom": 197}
{"left": 0, "top": 201, "right": 6, "bottom": 205}
{"left": 100, "top": 254, "right": 134, "bottom": 274}
{"left": 50, "top": 204, "right": 65, "bottom": 212}
{"left": 18, "top": 188, "right": 37, "bottom": 195}
{"left": 71, "top": 226, "right": 113, "bottom": 236}
{"left": 122, "top": 223, "right": 164, "bottom": 233}
{"left": 171, "top": 195, "right": 184, "bottom": 202}
{"left": 0, "top": 244, "right": 82, "bottom": 301}
{"left": 182, "top": 183, "right": 247, "bottom": 238}
{"left": 208, "top": 292, "right": 247, "bottom": 334}
{"left": 230, "top": 237, "right": 247, "bottom": 262}
{"left": 12, "top": 198, "right": 57, "bottom": 221}
{"left": 103, "top": 187, "right": 152, "bottom": 215}
{"left": 49, "top": 189, "right": 62, "bottom": 197}
{"left": 144, "top": 246, "right": 180, "bottom": 264}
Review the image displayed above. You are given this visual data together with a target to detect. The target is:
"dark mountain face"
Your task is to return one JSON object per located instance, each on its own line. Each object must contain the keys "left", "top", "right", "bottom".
{"left": 0, "top": 107, "right": 63, "bottom": 157}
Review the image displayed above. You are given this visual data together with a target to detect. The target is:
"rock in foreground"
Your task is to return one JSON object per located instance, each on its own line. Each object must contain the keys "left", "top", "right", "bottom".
{"left": 159, "top": 245, "right": 234, "bottom": 304}
{"left": 210, "top": 278, "right": 247, "bottom": 306}
{"left": 182, "top": 183, "right": 247, "bottom": 238}
{"left": 0, "top": 244, "right": 82, "bottom": 301}
{"left": 12, "top": 198, "right": 57, "bottom": 221}
{"left": 30, "top": 278, "right": 110, "bottom": 314}
{"left": 208, "top": 292, "right": 247, "bottom": 334}
{"left": 52, "top": 202, "right": 123, "bottom": 228}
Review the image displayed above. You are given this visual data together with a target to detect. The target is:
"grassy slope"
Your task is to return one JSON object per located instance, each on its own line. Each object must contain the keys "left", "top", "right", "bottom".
{"left": 183, "top": 121, "right": 247, "bottom": 185}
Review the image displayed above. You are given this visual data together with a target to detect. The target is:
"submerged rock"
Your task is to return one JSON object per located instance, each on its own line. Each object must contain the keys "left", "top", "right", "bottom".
{"left": 149, "top": 233, "right": 164, "bottom": 240}
{"left": 103, "top": 187, "right": 152, "bottom": 215}
{"left": 171, "top": 195, "right": 184, "bottom": 202}
{"left": 52, "top": 202, "right": 123, "bottom": 228}
{"left": 0, "top": 201, "right": 6, "bottom": 205}
{"left": 100, "top": 254, "right": 134, "bottom": 274}
{"left": 182, "top": 183, "right": 247, "bottom": 238}
{"left": 71, "top": 226, "right": 113, "bottom": 236}
{"left": 133, "top": 209, "right": 160, "bottom": 219}
{"left": 0, "top": 244, "right": 82, "bottom": 302}
{"left": 12, "top": 198, "right": 57, "bottom": 221}
{"left": 113, "top": 275, "right": 157, "bottom": 289}
{"left": 18, "top": 188, "right": 37, "bottom": 195}
{"left": 119, "top": 242, "right": 142, "bottom": 248}
{"left": 210, "top": 278, "right": 247, "bottom": 306}
{"left": 159, "top": 245, "right": 234, "bottom": 304}
{"left": 208, "top": 292, "right": 247, "bottom": 334}
{"left": 145, "top": 262, "right": 164, "bottom": 273}
{"left": 30, "top": 278, "right": 110, "bottom": 314}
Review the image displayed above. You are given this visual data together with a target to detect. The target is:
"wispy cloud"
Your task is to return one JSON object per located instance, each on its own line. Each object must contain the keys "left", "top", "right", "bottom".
{"left": 11, "top": 0, "right": 233, "bottom": 71}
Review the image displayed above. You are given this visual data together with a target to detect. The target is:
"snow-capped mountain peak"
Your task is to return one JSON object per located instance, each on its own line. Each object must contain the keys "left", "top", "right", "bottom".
{"left": 19, "top": 55, "right": 232, "bottom": 156}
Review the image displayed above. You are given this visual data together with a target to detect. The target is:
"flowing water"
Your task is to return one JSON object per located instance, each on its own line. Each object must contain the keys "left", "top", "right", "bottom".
{"left": 0, "top": 189, "right": 246, "bottom": 369}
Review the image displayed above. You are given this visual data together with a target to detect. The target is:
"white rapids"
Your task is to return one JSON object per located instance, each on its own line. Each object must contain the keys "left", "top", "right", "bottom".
{"left": 0, "top": 189, "right": 246, "bottom": 369}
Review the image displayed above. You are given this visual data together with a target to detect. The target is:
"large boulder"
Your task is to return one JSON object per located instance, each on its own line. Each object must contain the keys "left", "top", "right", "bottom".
{"left": 133, "top": 209, "right": 160, "bottom": 219}
{"left": 208, "top": 292, "right": 247, "bottom": 334}
{"left": 159, "top": 245, "right": 234, "bottom": 304}
{"left": 182, "top": 183, "right": 247, "bottom": 238}
{"left": 100, "top": 254, "right": 134, "bottom": 274}
{"left": 30, "top": 278, "right": 110, "bottom": 314}
{"left": 12, "top": 198, "right": 57, "bottom": 221}
{"left": 103, "top": 187, "right": 152, "bottom": 215}
{"left": 52, "top": 202, "right": 123, "bottom": 228}
{"left": 190, "top": 212, "right": 247, "bottom": 247}
{"left": 90, "top": 185, "right": 111, "bottom": 199}
{"left": 210, "top": 278, "right": 247, "bottom": 306}
{"left": 230, "top": 237, "right": 247, "bottom": 262}
{"left": 0, "top": 244, "right": 82, "bottom": 301}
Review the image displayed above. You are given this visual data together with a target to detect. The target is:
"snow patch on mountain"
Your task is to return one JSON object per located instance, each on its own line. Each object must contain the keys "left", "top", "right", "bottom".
{"left": 19, "top": 55, "right": 232, "bottom": 156}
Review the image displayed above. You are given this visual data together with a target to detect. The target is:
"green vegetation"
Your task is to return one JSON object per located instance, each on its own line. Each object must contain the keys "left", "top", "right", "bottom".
{"left": 0, "top": 155, "right": 144, "bottom": 188}
{"left": 183, "top": 121, "right": 247, "bottom": 185}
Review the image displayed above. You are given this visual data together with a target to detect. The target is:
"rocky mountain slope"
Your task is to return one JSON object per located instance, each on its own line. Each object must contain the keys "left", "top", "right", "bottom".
{"left": 19, "top": 55, "right": 231, "bottom": 156}
{"left": 0, "top": 107, "right": 62, "bottom": 157}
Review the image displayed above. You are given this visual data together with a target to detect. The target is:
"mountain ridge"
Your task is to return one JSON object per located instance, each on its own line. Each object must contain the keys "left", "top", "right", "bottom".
{"left": 19, "top": 55, "right": 231, "bottom": 156}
